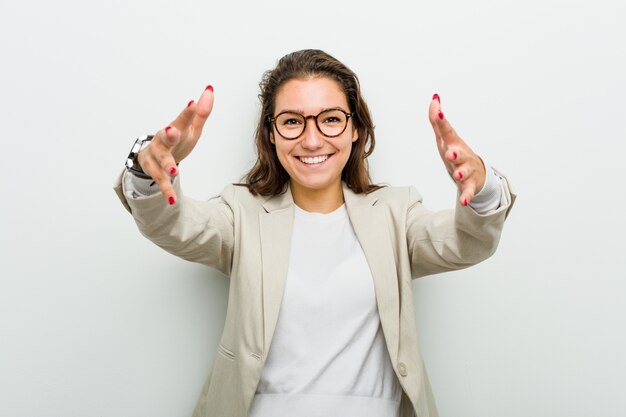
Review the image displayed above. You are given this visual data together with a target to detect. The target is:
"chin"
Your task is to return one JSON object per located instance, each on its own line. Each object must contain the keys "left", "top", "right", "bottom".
{"left": 291, "top": 175, "right": 340, "bottom": 192}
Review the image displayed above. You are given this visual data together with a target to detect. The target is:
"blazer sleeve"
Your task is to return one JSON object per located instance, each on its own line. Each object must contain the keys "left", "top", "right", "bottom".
{"left": 406, "top": 171, "right": 516, "bottom": 279}
{"left": 114, "top": 170, "right": 235, "bottom": 276}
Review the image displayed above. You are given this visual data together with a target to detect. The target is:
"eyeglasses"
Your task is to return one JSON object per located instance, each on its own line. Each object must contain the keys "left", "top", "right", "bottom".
{"left": 269, "top": 108, "right": 353, "bottom": 140}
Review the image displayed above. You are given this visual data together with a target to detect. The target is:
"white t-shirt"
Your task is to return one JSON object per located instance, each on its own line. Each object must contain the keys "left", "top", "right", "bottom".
{"left": 248, "top": 204, "right": 402, "bottom": 417}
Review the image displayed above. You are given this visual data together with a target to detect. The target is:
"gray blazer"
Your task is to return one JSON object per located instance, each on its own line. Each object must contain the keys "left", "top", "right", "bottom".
{"left": 114, "top": 171, "right": 515, "bottom": 417}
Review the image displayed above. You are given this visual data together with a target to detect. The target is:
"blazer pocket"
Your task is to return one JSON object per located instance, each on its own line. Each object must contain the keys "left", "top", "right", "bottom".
{"left": 217, "top": 343, "right": 236, "bottom": 361}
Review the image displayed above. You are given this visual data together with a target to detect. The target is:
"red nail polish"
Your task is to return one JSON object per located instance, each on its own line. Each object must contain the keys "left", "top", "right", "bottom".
{"left": 438, "top": 111, "right": 444, "bottom": 120}
{"left": 168, "top": 196, "right": 176, "bottom": 205}
{"left": 463, "top": 199, "right": 468, "bottom": 206}
{"left": 170, "top": 166, "right": 177, "bottom": 175}
{"left": 187, "top": 100, "right": 194, "bottom": 107}
{"left": 458, "top": 171, "right": 463, "bottom": 180}
{"left": 165, "top": 126, "right": 172, "bottom": 133}
{"left": 432, "top": 93, "right": 440, "bottom": 103}
{"left": 206, "top": 85, "right": 214, "bottom": 92}
{"left": 453, "top": 151, "right": 458, "bottom": 160}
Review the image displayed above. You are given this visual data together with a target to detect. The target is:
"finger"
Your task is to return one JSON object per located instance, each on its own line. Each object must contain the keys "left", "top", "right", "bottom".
{"left": 139, "top": 155, "right": 178, "bottom": 205}
{"left": 191, "top": 85, "right": 215, "bottom": 136}
{"left": 150, "top": 142, "right": 179, "bottom": 178}
{"left": 153, "top": 173, "right": 177, "bottom": 206}
{"left": 154, "top": 125, "right": 181, "bottom": 150}
{"left": 453, "top": 167, "right": 467, "bottom": 183}
{"left": 459, "top": 181, "right": 477, "bottom": 207}
{"left": 444, "top": 147, "right": 464, "bottom": 165}
{"left": 428, "top": 94, "right": 444, "bottom": 138}
{"left": 429, "top": 95, "right": 447, "bottom": 160}
{"left": 428, "top": 94, "right": 462, "bottom": 148}
{"left": 169, "top": 98, "right": 198, "bottom": 133}
{"left": 452, "top": 161, "right": 479, "bottom": 184}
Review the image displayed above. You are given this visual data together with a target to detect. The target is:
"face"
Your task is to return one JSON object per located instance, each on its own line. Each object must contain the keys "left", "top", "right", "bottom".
{"left": 270, "top": 77, "right": 358, "bottom": 197}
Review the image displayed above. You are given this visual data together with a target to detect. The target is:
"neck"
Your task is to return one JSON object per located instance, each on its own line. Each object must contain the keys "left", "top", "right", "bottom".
{"left": 290, "top": 180, "right": 344, "bottom": 213}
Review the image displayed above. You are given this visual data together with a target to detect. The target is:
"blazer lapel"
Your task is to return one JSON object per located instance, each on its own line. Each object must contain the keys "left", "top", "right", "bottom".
{"left": 343, "top": 184, "right": 400, "bottom": 364}
{"left": 259, "top": 187, "right": 295, "bottom": 357}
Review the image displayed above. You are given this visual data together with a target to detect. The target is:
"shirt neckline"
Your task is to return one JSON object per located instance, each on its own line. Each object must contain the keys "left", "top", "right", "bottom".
{"left": 294, "top": 204, "right": 348, "bottom": 223}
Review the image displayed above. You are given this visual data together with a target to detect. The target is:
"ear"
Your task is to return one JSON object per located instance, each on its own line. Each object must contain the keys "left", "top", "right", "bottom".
{"left": 269, "top": 129, "right": 276, "bottom": 145}
{"left": 351, "top": 127, "right": 358, "bottom": 143}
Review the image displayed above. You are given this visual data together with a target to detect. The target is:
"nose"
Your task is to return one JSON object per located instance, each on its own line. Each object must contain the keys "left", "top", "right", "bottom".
{"left": 301, "top": 117, "right": 323, "bottom": 149}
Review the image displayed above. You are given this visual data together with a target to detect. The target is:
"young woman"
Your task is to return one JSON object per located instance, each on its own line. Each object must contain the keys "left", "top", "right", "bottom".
{"left": 115, "top": 49, "right": 515, "bottom": 417}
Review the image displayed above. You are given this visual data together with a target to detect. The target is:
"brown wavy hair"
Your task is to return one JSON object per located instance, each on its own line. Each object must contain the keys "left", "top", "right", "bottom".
{"left": 240, "top": 49, "right": 381, "bottom": 196}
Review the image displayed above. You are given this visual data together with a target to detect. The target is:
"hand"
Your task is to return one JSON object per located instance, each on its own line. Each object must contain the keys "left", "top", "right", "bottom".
{"left": 429, "top": 94, "right": 486, "bottom": 206}
{"left": 137, "top": 85, "right": 215, "bottom": 205}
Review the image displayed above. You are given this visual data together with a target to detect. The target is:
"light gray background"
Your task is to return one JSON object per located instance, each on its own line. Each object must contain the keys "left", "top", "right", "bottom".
{"left": 1, "top": 0, "right": 624, "bottom": 416}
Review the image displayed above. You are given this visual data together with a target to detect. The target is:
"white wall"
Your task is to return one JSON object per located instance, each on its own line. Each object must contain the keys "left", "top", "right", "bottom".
{"left": 1, "top": 0, "right": 624, "bottom": 416}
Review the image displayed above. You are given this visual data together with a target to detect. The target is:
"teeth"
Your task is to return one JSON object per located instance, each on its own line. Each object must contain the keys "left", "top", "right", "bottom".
{"left": 299, "top": 155, "right": 329, "bottom": 164}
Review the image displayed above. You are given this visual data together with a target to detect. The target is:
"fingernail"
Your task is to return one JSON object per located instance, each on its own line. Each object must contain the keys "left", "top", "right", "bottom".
{"left": 458, "top": 171, "right": 463, "bottom": 180}
{"left": 463, "top": 199, "right": 468, "bottom": 206}
{"left": 168, "top": 196, "right": 176, "bottom": 205}
{"left": 206, "top": 85, "right": 214, "bottom": 92}
{"left": 165, "top": 126, "right": 172, "bottom": 133}
{"left": 432, "top": 93, "right": 440, "bottom": 103}
{"left": 170, "top": 166, "right": 177, "bottom": 175}
{"left": 187, "top": 100, "right": 194, "bottom": 107}
{"left": 453, "top": 151, "right": 458, "bottom": 160}
{"left": 438, "top": 111, "right": 444, "bottom": 120}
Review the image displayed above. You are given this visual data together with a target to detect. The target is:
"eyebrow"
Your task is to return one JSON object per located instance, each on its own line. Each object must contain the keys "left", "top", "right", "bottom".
{"left": 275, "top": 106, "right": 349, "bottom": 115}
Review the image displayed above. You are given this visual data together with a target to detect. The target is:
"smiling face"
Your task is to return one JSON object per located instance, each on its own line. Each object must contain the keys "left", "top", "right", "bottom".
{"left": 270, "top": 77, "right": 358, "bottom": 203}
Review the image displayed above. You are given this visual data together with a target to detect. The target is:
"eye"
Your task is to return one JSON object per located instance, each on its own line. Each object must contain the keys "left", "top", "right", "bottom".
{"left": 282, "top": 118, "right": 302, "bottom": 126}
{"left": 276, "top": 113, "right": 304, "bottom": 128}
{"left": 320, "top": 110, "right": 346, "bottom": 125}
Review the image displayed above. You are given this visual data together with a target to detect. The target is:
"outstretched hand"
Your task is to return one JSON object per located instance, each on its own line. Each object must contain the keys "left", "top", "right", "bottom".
{"left": 429, "top": 94, "right": 486, "bottom": 206}
{"left": 137, "top": 85, "right": 215, "bottom": 205}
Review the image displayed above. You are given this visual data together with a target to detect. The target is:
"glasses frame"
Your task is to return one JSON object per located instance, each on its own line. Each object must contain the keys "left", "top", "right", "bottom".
{"left": 269, "top": 108, "right": 354, "bottom": 140}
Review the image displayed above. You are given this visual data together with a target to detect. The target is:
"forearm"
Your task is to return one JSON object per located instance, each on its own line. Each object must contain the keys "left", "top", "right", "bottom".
{"left": 115, "top": 171, "right": 235, "bottom": 274}
{"left": 407, "top": 170, "right": 515, "bottom": 278}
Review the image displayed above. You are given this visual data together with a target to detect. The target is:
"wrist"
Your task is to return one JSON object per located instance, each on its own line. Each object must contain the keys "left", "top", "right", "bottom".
{"left": 125, "top": 135, "right": 154, "bottom": 179}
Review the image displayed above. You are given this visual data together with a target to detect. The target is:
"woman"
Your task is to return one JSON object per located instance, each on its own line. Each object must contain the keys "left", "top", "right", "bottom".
{"left": 115, "top": 49, "right": 514, "bottom": 417}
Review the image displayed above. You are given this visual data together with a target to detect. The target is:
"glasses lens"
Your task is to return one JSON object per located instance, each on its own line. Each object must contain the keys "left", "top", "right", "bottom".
{"left": 317, "top": 109, "right": 348, "bottom": 137}
{"left": 275, "top": 112, "right": 305, "bottom": 139}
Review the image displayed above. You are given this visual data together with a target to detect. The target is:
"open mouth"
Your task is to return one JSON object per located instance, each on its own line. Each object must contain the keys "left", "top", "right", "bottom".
{"left": 297, "top": 154, "right": 332, "bottom": 165}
